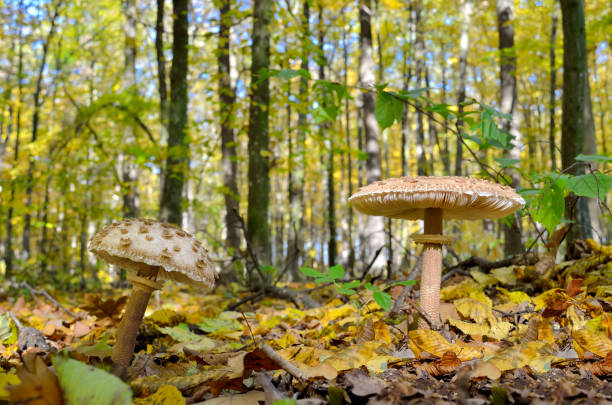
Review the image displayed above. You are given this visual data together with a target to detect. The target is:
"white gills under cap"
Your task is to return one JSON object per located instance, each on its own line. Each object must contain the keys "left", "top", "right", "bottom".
{"left": 348, "top": 176, "right": 525, "bottom": 221}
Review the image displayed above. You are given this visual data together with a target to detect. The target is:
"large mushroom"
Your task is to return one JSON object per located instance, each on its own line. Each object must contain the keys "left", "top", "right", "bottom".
{"left": 349, "top": 176, "right": 524, "bottom": 326}
{"left": 88, "top": 218, "right": 216, "bottom": 375}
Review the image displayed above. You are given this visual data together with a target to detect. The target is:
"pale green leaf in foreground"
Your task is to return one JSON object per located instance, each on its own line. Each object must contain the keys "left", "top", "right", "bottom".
{"left": 53, "top": 356, "right": 132, "bottom": 405}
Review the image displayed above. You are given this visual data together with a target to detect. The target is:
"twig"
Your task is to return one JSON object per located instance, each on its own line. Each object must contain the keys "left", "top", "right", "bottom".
{"left": 261, "top": 342, "right": 306, "bottom": 380}
{"left": 20, "top": 281, "right": 80, "bottom": 318}
{"left": 360, "top": 245, "right": 384, "bottom": 282}
{"left": 225, "top": 291, "right": 265, "bottom": 311}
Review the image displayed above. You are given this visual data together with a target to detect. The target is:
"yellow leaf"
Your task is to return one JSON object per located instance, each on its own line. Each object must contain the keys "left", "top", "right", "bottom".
{"left": 454, "top": 298, "right": 495, "bottom": 324}
{"left": 532, "top": 289, "right": 568, "bottom": 311}
{"left": 490, "top": 267, "right": 517, "bottom": 286}
{"left": 486, "top": 341, "right": 560, "bottom": 373}
{"left": 572, "top": 329, "right": 612, "bottom": 357}
{"left": 272, "top": 332, "right": 298, "bottom": 349}
{"left": 448, "top": 318, "right": 489, "bottom": 336}
{"left": 567, "top": 305, "right": 587, "bottom": 330}
{"left": 496, "top": 287, "right": 531, "bottom": 304}
{"left": 470, "top": 270, "right": 498, "bottom": 287}
{"left": 374, "top": 321, "right": 392, "bottom": 344}
{"left": 408, "top": 329, "right": 483, "bottom": 361}
{"left": 0, "top": 372, "right": 20, "bottom": 400}
{"left": 133, "top": 384, "right": 185, "bottom": 405}
{"left": 440, "top": 279, "right": 492, "bottom": 307}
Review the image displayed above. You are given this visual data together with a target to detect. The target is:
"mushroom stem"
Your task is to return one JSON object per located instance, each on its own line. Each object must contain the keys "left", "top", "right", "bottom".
{"left": 111, "top": 268, "right": 160, "bottom": 376}
{"left": 419, "top": 207, "right": 444, "bottom": 328}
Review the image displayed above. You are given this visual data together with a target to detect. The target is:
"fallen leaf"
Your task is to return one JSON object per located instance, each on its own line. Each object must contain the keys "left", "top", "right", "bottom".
{"left": 408, "top": 329, "right": 483, "bottom": 361}
{"left": 572, "top": 329, "right": 612, "bottom": 357}
{"left": 133, "top": 384, "right": 185, "bottom": 405}
{"left": 8, "top": 352, "right": 63, "bottom": 405}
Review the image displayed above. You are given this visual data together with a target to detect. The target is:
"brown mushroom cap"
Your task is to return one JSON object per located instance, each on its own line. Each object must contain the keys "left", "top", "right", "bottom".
{"left": 349, "top": 176, "right": 525, "bottom": 221}
{"left": 88, "top": 218, "right": 216, "bottom": 289}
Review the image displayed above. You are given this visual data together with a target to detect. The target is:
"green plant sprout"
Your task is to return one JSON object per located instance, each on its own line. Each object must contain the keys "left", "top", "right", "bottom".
{"left": 299, "top": 265, "right": 415, "bottom": 312}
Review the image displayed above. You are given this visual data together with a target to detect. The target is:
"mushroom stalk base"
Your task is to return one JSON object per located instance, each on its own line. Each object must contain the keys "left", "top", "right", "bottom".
{"left": 111, "top": 269, "right": 160, "bottom": 377}
{"left": 416, "top": 208, "right": 444, "bottom": 329}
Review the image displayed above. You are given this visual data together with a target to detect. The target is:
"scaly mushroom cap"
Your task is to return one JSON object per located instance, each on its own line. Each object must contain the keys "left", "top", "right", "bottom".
{"left": 349, "top": 176, "right": 525, "bottom": 221}
{"left": 88, "top": 218, "right": 216, "bottom": 289}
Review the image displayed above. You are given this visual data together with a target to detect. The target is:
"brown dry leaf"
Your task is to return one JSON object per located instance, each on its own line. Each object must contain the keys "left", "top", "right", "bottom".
{"left": 566, "top": 278, "right": 584, "bottom": 298}
{"left": 524, "top": 315, "right": 554, "bottom": 344}
{"left": 8, "top": 352, "right": 63, "bottom": 405}
{"left": 343, "top": 368, "right": 386, "bottom": 397}
{"left": 417, "top": 351, "right": 462, "bottom": 377}
{"left": 579, "top": 352, "right": 612, "bottom": 376}
{"left": 80, "top": 294, "right": 127, "bottom": 324}
{"left": 408, "top": 329, "right": 483, "bottom": 361}
{"left": 357, "top": 318, "right": 375, "bottom": 344}
{"left": 572, "top": 329, "right": 612, "bottom": 357}
{"left": 72, "top": 321, "right": 90, "bottom": 339}
{"left": 197, "top": 390, "right": 266, "bottom": 405}
{"left": 468, "top": 360, "right": 502, "bottom": 380}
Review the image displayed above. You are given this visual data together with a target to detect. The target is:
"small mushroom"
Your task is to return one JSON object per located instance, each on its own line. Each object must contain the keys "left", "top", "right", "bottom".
{"left": 88, "top": 218, "right": 216, "bottom": 376}
{"left": 349, "top": 176, "right": 524, "bottom": 326}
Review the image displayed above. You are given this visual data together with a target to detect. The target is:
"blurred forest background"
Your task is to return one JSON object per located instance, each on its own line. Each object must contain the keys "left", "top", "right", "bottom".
{"left": 0, "top": 0, "right": 610, "bottom": 288}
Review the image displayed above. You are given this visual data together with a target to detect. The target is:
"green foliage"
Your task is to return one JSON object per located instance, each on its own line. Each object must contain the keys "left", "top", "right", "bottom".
{"left": 53, "top": 356, "right": 132, "bottom": 405}
{"left": 299, "top": 266, "right": 415, "bottom": 311}
{"left": 566, "top": 173, "right": 612, "bottom": 200}
{"left": 529, "top": 175, "right": 568, "bottom": 234}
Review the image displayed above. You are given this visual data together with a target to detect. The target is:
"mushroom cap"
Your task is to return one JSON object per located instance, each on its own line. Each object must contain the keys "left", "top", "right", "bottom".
{"left": 349, "top": 176, "right": 525, "bottom": 221}
{"left": 88, "top": 218, "right": 216, "bottom": 289}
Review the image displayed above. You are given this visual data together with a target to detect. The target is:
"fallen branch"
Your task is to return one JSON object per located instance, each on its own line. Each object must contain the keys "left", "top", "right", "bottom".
{"left": 444, "top": 252, "right": 538, "bottom": 274}
{"left": 261, "top": 342, "right": 306, "bottom": 380}
{"left": 20, "top": 282, "right": 81, "bottom": 319}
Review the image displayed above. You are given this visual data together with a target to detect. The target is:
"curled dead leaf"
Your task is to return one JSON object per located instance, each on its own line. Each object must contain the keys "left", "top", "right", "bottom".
{"left": 579, "top": 352, "right": 612, "bottom": 376}
{"left": 417, "top": 351, "right": 462, "bottom": 377}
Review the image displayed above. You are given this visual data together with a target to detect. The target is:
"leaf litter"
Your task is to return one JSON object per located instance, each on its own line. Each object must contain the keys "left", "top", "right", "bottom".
{"left": 0, "top": 238, "right": 611, "bottom": 404}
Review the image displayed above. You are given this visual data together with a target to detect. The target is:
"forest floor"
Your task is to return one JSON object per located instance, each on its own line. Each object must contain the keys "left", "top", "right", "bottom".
{"left": 1, "top": 239, "right": 612, "bottom": 404}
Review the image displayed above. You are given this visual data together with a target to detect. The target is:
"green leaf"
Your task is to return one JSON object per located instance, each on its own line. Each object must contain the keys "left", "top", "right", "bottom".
{"left": 274, "top": 400, "right": 297, "bottom": 405}
{"left": 336, "top": 286, "right": 357, "bottom": 295}
{"left": 198, "top": 315, "right": 243, "bottom": 334}
{"left": 53, "top": 356, "right": 132, "bottom": 405}
{"left": 390, "top": 280, "right": 417, "bottom": 287}
{"left": 375, "top": 91, "right": 403, "bottom": 130}
{"left": 75, "top": 333, "right": 113, "bottom": 359}
{"left": 493, "top": 157, "right": 520, "bottom": 168}
{"left": 575, "top": 154, "right": 612, "bottom": 164}
{"left": 300, "top": 267, "right": 325, "bottom": 278}
{"left": 356, "top": 149, "right": 369, "bottom": 161}
{"left": 566, "top": 173, "right": 612, "bottom": 200}
{"left": 530, "top": 176, "right": 567, "bottom": 233}
{"left": 0, "top": 313, "right": 17, "bottom": 345}
{"left": 328, "top": 265, "right": 344, "bottom": 280}
{"left": 342, "top": 280, "right": 361, "bottom": 289}
{"left": 373, "top": 291, "right": 392, "bottom": 312}
{"left": 159, "top": 323, "right": 202, "bottom": 342}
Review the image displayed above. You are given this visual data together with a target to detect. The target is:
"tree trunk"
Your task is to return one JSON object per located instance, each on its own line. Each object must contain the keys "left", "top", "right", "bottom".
{"left": 287, "top": 0, "right": 309, "bottom": 278}
{"left": 496, "top": 0, "right": 524, "bottom": 255}
{"left": 317, "top": 9, "right": 336, "bottom": 267}
{"left": 160, "top": 0, "right": 189, "bottom": 225}
{"left": 549, "top": 5, "right": 558, "bottom": 171}
{"left": 455, "top": 0, "right": 471, "bottom": 176}
{"left": 414, "top": 2, "right": 427, "bottom": 176}
{"left": 23, "top": 7, "right": 59, "bottom": 261}
{"left": 560, "top": 0, "right": 592, "bottom": 242}
{"left": 121, "top": 0, "right": 140, "bottom": 219}
{"left": 359, "top": 0, "right": 385, "bottom": 275}
{"left": 247, "top": 0, "right": 272, "bottom": 265}
{"left": 218, "top": 0, "right": 241, "bottom": 256}
{"left": 343, "top": 30, "right": 356, "bottom": 271}
{"left": 4, "top": 19, "right": 24, "bottom": 279}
